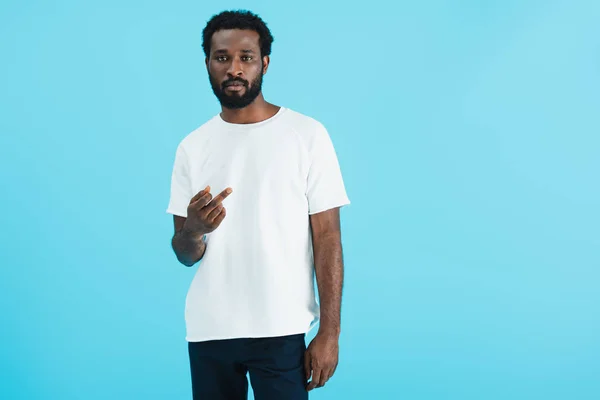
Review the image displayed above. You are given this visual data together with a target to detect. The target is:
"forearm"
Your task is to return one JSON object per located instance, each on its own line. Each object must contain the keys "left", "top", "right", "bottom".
{"left": 172, "top": 227, "right": 207, "bottom": 267}
{"left": 313, "top": 232, "right": 344, "bottom": 336}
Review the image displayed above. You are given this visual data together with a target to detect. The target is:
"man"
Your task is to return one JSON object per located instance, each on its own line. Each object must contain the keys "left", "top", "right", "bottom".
{"left": 166, "top": 9, "right": 350, "bottom": 400}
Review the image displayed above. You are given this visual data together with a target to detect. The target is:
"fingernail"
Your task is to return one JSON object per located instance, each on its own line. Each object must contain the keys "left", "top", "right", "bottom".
{"left": 226, "top": 188, "right": 232, "bottom": 194}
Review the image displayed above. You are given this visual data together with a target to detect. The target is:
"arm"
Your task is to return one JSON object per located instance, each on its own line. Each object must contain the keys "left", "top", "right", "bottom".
{"left": 310, "top": 207, "right": 345, "bottom": 336}
{"left": 171, "top": 215, "right": 207, "bottom": 267}
{"left": 305, "top": 206, "right": 345, "bottom": 391}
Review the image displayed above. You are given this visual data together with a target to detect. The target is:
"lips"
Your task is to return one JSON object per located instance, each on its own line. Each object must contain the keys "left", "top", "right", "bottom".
{"left": 225, "top": 85, "right": 244, "bottom": 91}
{"left": 223, "top": 81, "right": 245, "bottom": 93}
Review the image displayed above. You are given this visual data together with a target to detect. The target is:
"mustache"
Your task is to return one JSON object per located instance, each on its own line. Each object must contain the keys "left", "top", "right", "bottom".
{"left": 222, "top": 78, "right": 248, "bottom": 88}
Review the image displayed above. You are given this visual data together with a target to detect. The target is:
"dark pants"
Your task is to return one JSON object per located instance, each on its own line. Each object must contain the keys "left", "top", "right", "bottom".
{"left": 188, "top": 333, "right": 308, "bottom": 400}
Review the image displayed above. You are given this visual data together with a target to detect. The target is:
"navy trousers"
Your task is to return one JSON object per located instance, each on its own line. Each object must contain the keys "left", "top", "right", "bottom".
{"left": 188, "top": 333, "right": 309, "bottom": 400}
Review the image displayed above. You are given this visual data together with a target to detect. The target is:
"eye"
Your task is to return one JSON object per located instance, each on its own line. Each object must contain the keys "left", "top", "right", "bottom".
{"left": 241, "top": 56, "right": 253, "bottom": 61}
{"left": 216, "top": 56, "right": 228, "bottom": 62}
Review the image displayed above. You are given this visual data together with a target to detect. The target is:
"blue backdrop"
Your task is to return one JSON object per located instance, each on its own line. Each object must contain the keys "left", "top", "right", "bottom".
{"left": 1, "top": 1, "right": 598, "bottom": 399}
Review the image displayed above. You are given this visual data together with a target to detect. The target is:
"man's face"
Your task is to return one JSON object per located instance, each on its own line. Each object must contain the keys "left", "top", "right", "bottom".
{"left": 206, "top": 29, "right": 268, "bottom": 109}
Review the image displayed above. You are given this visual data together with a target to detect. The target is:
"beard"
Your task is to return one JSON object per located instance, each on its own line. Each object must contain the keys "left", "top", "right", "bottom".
{"left": 209, "top": 70, "right": 263, "bottom": 109}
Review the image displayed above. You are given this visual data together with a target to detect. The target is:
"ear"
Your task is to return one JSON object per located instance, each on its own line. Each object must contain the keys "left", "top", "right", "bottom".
{"left": 262, "top": 55, "right": 270, "bottom": 75}
{"left": 205, "top": 57, "right": 209, "bottom": 70}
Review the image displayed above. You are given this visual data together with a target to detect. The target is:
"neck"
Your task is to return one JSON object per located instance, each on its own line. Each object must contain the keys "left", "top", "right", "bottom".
{"left": 219, "top": 94, "right": 280, "bottom": 124}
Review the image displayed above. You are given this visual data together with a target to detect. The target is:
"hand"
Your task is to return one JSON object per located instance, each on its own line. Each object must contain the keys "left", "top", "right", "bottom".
{"left": 304, "top": 331, "right": 339, "bottom": 391}
{"left": 184, "top": 185, "right": 232, "bottom": 236}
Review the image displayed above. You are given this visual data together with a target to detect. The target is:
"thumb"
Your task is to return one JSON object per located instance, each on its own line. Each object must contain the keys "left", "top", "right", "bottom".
{"left": 304, "top": 350, "right": 312, "bottom": 381}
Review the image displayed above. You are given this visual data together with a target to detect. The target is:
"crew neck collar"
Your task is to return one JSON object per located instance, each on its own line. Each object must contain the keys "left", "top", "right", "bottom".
{"left": 216, "top": 107, "right": 287, "bottom": 129}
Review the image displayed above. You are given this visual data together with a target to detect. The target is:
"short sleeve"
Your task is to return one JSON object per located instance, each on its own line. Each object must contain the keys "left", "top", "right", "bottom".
{"left": 166, "top": 144, "right": 192, "bottom": 217}
{"left": 306, "top": 123, "right": 351, "bottom": 215}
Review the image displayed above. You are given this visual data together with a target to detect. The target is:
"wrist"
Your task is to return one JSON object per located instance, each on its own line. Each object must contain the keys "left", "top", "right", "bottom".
{"left": 318, "top": 326, "right": 341, "bottom": 338}
{"left": 182, "top": 224, "right": 205, "bottom": 242}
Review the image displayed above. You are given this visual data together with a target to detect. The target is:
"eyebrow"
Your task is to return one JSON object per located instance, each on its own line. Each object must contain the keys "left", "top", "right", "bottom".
{"left": 213, "top": 49, "right": 256, "bottom": 54}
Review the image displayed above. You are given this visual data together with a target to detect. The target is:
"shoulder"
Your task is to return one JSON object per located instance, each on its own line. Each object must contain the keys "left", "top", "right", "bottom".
{"left": 282, "top": 108, "right": 326, "bottom": 133}
{"left": 176, "top": 115, "right": 221, "bottom": 153}
{"left": 281, "top": 108, "right": 330, "bottom": 147}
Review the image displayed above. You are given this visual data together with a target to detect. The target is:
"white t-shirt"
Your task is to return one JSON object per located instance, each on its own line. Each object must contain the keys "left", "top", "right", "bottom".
{"left": 166, "top": 107, "right": 350, "bottom": 342}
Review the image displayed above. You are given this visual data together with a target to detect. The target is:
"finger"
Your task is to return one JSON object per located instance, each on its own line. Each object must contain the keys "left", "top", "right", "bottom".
{"left": 205, "top": 187, "right": 233, "bottom": 212}
{"left": 189, "top": 185, "right": 210, "bottom": 204}
{"left": 206, "top": 204, "right": 224, "bottom": 222}
{"left": 317, "top": 369, "right": 329, "bottom": 388}
{"left": 304, "top": 351, "right": 312, "bottom": 381}
{"left": 307, "top": 366, "right": 322, "bottom": 391}
{"left": 328, "top": 362, "right": 338, "bottom": 380}
{"left": 212, "top": 207, "right": 226, "bottom": 225}
{"left": 191, "top": 192, "right": 213, "bottom": 208}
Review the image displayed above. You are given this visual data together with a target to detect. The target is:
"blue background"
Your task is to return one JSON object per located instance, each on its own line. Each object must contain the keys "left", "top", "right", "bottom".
{"left": 1, "top": 0, "right": 599, "bottom": 399}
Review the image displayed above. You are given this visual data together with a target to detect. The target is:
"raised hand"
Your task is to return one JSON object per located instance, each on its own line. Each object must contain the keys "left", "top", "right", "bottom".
{"left": 184, "top": 185, "right": 233, "bottom": 236}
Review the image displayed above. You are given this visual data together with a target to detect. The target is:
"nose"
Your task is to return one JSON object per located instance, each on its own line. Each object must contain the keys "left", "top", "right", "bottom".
{"left": 226, "top": 57, "right": 243, "bottom": 77}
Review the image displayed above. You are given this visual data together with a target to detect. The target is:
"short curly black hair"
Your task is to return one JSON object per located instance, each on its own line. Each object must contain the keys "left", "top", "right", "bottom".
{"left": 202, "top": 10, "right": 274, "bottom": 58}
